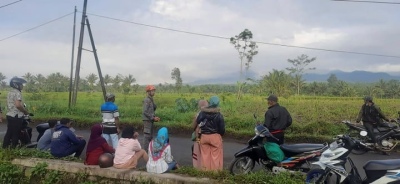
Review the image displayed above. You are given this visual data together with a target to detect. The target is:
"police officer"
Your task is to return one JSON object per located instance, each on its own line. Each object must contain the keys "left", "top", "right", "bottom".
{"left": 142, "top": 85, "right": 160, "bottom": 152}
{"left": 2, "top": 77, "right": 29, "bottom": 148}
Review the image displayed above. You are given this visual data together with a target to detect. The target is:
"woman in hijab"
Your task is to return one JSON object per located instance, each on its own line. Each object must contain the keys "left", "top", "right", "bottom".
{"left": 114, "top": 125, "right": 148, "bottom": 169}
{"left": 85, "top": 124, "right": 115, "bottom": 165}
{"left": 196, "top": 96, "right": 225, "bottom": 171}
{"left": 146, "top": 127, "right": 178, "bottom": 173}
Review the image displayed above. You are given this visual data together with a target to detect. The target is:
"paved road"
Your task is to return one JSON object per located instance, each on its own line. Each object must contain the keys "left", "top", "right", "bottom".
{"left": 1, "top": 122, "right": 399, "bottom": 179}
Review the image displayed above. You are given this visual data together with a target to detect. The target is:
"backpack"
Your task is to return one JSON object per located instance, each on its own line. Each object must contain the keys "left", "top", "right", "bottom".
{"left": 264, "top": 142, "right": 284, "bottom": 163}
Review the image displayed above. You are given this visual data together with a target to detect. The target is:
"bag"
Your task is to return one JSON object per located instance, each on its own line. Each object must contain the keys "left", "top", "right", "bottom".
{"left": 264, "top": 142, "right": 284, "bottom": 163}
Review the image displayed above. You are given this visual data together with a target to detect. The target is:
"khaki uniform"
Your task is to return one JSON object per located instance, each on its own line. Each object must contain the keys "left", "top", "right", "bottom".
{"left": 142, "top": 96, "right": 157, "bottom": 152}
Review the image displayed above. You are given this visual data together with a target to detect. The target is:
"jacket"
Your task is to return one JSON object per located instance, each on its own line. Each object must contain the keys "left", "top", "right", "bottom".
{"left": 50, "top": 124, "right": 82, "bottom": 157}
{"left": 264, "top": 103, "right": 292, "bottom": 132}
{"left": 142, "top": 96, "right": 157, "bottom": 121}
{"left": 196, "top": 107, "right": 225, "bottom": 136}
{"left": 357, "top": 103, "right": 389, "bottom": 124}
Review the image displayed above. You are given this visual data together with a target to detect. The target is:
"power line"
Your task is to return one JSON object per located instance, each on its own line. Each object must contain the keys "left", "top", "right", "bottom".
{"left": 0, "top": 0, "right": 22, "bottom": 9}
{"left": 0, "top": 12, "right": 74, "bottom": 42}
{"left": 331, "top": 0, "right": 400, "bottom": 4}
{"left": 86, "top": 12, "right": 400, "bottom": 59}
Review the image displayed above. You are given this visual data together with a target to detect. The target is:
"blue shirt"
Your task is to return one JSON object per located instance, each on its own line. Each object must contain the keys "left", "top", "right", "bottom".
{"left": 101, "top": 102, "right": 119, "bottom": 134}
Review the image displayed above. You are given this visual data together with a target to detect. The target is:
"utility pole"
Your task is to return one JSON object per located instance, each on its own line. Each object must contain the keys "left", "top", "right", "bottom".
{"left": 68, "top": 6, "right": 77, "bottom": 108}
{"left": 86, "top": 17, "right": 107, "bottom": 101}
{"left": 72, "top": 0, "right": 88, "bottom": 106}
{"left": 71, "top": 0, "right": 107, "bottom": 105}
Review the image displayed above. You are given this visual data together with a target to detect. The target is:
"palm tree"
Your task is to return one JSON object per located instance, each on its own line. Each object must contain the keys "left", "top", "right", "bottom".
{"left": 86, "top": 73, "right": 98, "bottom": 91}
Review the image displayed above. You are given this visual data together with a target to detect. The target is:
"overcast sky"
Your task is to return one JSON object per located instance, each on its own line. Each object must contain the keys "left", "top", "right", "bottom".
{"left": 1, "top": 0, "right": 399, "bottom": 84}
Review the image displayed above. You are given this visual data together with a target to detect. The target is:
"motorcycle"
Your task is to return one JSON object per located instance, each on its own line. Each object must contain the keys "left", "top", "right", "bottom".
{"left": 343, "top": 120, "right": 400, "bottom": 155}
{"left": 19, "top": 114, "right": 37, "bottom": 148}
{"left": 229, "top": 124, "right": 328, "bottom": 175}
{"left": 306, "top": 134, "right": 400, "bottom": 184}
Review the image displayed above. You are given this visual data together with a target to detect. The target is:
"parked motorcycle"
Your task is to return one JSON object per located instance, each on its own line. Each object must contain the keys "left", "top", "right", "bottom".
{"left": 19, "top": 114, "right": 37, "bottom": 148}
{"left": 306, "top": 134, "right": 400, "bottom": 184}
{"left": 343, "top": 120, "right": 400, "bottom": 155}
{"left": 229, "top": 124, "right": 328, "bottom": 175}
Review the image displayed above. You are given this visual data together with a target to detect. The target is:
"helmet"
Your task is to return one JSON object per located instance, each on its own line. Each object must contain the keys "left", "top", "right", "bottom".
{"left": 145, "top": 85, "right": 156, "bottom": 92}
{"left": 9, "top": 77, "right": 27, "bottom": 91}
{"left": 105, "top": 93, "right": 115, "bottom": 101}
{"left": 364, "top": 96, "right": 373, "bottom": 102}
{"left": 98, "top": 153, "right": 114, "bottom": 168}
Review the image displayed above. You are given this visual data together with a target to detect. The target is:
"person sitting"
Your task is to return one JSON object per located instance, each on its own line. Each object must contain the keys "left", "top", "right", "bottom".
{"left": 85, "top": 124, "right": 115, "bottom": 165}
{"left": 114, "top": 125, "right": 148, "bottom": 169}
{"left": 147, "top": 127, "right": 179, "bottom": 174}
{"left": 50, "top": 118, "right": 86, "bottom": 158}
{"left": 37, "top": 119, "right": 58, "bottom": 151}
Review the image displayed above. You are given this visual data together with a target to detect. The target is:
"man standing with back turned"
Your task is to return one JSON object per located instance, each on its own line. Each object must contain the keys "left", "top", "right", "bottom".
{"left": 264, "top": 95, "right": 292, "bottom": 145}
{"left": 101, "top": 93, "right": 120, "bottom": 149}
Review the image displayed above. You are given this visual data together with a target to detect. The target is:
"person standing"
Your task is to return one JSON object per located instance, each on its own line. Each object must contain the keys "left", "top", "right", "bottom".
{"left": 196, "top": 96, "right": 225, "bottom": 171}
{"left": 101, "top": 93, "right": 120, "bottom": 149}
{"left": 192, "top": 100, "right": 208, "bottom": 169}
{"left": 356, "top": 96, "right": 390, "bottom": 147}
{"left": 2, "top": 77, "right": 29, "bottom": 148}
{"left": 142, "top": 85, "right": 160, "bottom": 152}
{"left": 263, "top": 94, "right": 292, "bottom": 145}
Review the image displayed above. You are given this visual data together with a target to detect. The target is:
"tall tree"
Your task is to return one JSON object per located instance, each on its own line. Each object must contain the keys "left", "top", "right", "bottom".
{"left": 230, "top": 29, "right": 258, "bottom": 99}
{"left": 286, "top": 54, "right": 316, "bottom": 95}
{"left": 171, "top": 67, "right": 183, "bottom": 93}
{"left": 112, "top": 74, "right": 123, "bottom": 92}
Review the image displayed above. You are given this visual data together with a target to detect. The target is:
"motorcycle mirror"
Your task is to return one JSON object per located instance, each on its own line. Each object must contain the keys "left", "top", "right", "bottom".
{"left": 360, "top": 131, "right": 368, "bottom": 137}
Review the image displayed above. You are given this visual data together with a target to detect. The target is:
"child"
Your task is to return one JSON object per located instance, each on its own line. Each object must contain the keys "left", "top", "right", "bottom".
{"left": 147, "top": 127, "right": 179, "bottom": 173}
{"left": 114, "top": 125, "right": 148, "bottom": 169}
{"left": 85, "top": 124, "right": 115, "bottom": 165}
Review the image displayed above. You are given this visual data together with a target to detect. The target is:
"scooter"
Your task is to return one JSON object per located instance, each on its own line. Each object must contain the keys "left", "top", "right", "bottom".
{"left": 306, "top": 133, "right": 400, "bottom": 184}
{"left": 229, "top": 124, "right": 328, "bottom": 175}
{"left": 343, "top": 120, "right": 400, "bottom": 155}
{"left": 19, "top": 114, "right": 37, "bottom": 148}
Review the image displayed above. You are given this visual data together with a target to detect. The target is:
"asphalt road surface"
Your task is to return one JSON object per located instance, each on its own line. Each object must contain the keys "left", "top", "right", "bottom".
{"left": 1, "top": 122, "right": 399, "bottom": 179}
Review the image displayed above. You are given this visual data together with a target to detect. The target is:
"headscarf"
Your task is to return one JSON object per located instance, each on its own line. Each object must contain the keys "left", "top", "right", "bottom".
{"left": 121, "top": 125, "right": 135, "bottom": 139}
{"left": 151, "top": 127, "right": 169, "bottom": 160}
{"left": 86, "top": 124, "right": 107, "bottom": 153}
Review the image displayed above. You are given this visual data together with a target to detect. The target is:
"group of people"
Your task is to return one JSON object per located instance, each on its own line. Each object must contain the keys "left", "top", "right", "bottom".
{"left": 1, "top": 76, "right": 394, "bottom": 173}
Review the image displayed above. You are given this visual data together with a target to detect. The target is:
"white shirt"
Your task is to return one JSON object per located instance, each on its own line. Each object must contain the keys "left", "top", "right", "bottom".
{"left": 146, "top": 141, "right": 173, "bottom": 174}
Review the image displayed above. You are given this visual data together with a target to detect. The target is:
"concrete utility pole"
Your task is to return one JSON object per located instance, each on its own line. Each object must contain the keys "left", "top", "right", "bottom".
{"left": 86, "top": 17, "right": 107, "bottom": 101}
{"left": 68, "top": 6, "right": 77, "bottom": 108}
{"left": 71, "top": 0, "right": 108, "bottom": 106}
{"left": 72, "top": 0, "right": 88, "bottom": 106}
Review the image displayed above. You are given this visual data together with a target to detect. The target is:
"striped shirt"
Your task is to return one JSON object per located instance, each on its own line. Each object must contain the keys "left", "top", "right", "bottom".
{"left": 101, "top": 102, "right": 119, "bottom": 134}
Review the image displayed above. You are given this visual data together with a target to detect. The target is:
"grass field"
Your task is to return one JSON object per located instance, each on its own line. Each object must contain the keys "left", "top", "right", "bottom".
{"left": 1, "top": 91, "right": 400, "bottom": 142}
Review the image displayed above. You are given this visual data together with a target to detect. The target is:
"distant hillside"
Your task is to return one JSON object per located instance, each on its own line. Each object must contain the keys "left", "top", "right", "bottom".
{"left": 189, "top": 70, "right": 259, "bottom": 85}
{"left": 188, "top": 70, "right": 400, "bottom": 85}
{"left": 304, "top": 70, "right": 400, "bottom": 83}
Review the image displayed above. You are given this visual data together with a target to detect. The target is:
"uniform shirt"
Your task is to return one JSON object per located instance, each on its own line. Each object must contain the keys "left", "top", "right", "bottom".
{"left": 6, "top": 88, "right": 24, "bottom": 118}
{"left": 142, "top": 96, "right": 156, "bottom": 121}
{"left": 101, "top": 102, "right": 119, "bottom": 134}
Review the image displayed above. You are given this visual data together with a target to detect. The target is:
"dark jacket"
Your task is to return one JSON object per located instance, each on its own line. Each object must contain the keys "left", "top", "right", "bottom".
{"left": 264, "top": 103, "right": 292, "bottom": 132}
{"left": 50, "top": 124, "right": 82, "bottom": 157}
{"left": 196, "top": 107, "right": 225, "bottom": 136}
{"left": 357, "top": 103, "right": 389, "bottom": 124}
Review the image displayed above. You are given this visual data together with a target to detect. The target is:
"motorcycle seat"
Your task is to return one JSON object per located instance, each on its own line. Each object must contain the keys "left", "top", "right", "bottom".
{"left": 280, "top": 144, "right": 325, "bottom": 154}
{"left": 363, "top": 159, "right": 400, "bottom": 171}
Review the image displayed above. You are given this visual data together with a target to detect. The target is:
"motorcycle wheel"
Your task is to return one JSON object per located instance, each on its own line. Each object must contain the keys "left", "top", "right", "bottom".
{"left": 305, "top": 169, "right": 328, "bottom": 184}
{"left": 229, "top": 156, "right": 255, "bottom": 175}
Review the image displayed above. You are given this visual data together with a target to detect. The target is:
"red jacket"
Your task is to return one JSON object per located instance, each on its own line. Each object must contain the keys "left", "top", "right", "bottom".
{"left": 85, "top": 143, "right": 115, "bottom": 165}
